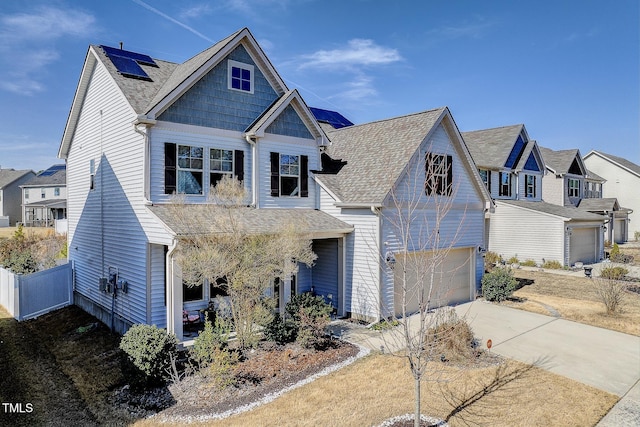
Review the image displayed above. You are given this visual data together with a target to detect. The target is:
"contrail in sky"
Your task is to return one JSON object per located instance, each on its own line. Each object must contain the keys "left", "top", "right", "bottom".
{"left": 131, "top": 0, "right": 214, "bottom": 43}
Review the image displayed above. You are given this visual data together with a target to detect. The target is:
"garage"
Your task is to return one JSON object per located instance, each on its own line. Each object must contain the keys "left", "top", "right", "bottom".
{"left": 570, "top": 227, "right": 598, "bottom": 265}
{"left": 393, "top": 248, "right": 473, "bottom": 317}
{"left": 613, "top": 219, "right": 626, "bottom": 244}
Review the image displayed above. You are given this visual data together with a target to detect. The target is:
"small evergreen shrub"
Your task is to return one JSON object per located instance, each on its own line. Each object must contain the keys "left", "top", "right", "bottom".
{"left": 600, "top": 266, "right": 628, "bottom": 281}
{"left": 119, "top": 324, "right": 178, "bottom": 385}
{"left": 263, "top": 312, "right": 298, "bottom": 344}
{"left": 481, "top": 267, "right": 517, "bottom": 302}
{"left": 542, "top": 260, "right": 563, "bottom": 269}
{"left": 206, "top": 348, "right": 239, "bottom": 389}
{"left": 191, "top": 316, "right": 230, "bottom": 367}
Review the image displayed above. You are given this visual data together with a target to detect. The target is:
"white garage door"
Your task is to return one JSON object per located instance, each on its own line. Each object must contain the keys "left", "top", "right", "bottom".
{"left": 570, "top": 227, "right": 598, "bottom": 265}
{"left": 614, "top": 219, "right": 625, "bottom": 244}
{"left": 394, "top": 248, "right": 472, "bottom": 317}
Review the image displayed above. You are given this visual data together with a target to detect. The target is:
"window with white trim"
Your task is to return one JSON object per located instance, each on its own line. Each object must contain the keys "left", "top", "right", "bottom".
{"left": 425, "top": 153, "right": 452, "bottom": 196}
{"left": 479, "top": 169, "right": 491, "bottom": 191}
{"left": 525, "top": 175, "right": 536, "bottom": 198}
{"left": 568, "top": 178, "right": 580, "bottom": 198}
{"left": 499, "top": 172, "right": 511, "bottom": 197}
{"left": 183, "top": 280, "right": 203, "bottom": 302}
{"left": 228, "top": 60, "right": 254, "bottom": 93}
{"left": 210, "top": 148, "right": 234, "bottom": 186}
{"left": 177, "top": 145, "right": 203, "bottom": 194}
{"left": 25, "top": 189, "right": 29, "bottom": 199}
{"left": 280, "top": 154, "right": 300, "bottom": 196}
{"left": 54, "top": 187, "right": 60, "bottom": 197}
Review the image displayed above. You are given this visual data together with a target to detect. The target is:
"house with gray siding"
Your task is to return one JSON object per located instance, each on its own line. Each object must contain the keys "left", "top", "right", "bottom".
{"left": 317, "top": 107, "right": 493, "bottom": 320}
{"left": 21, "top": 164, "right": 67, "bottom": 228}
{"left": 463, "top": 126, "right": 605, "bottom": 266}
{"left": 583, "top": 150, "right": 640, "bottom": 241}
{"left": 0, "top": 168, "right": 35, "bottom": 226}
{"left": 540, "top": 147, "right": 629, "bottom": 244}
{"left": 58, "top": 28, "right": 354, "bottom": 340}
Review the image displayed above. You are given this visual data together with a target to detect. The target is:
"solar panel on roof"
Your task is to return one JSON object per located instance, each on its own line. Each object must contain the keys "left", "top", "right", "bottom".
{"left": 38, "top": 164, "right": 65, "bottom": 177}
{"left": 309, "top": 107, "right": 354, "bottom": 129}
{"left": 100, "top": 45, "right": 157, "bottom": 67}
{"left": 100, "top": 45, "right": 157, "bottom": 81}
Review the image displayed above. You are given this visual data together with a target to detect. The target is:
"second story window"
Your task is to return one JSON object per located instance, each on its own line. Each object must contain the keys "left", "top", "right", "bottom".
{"left": 210, "top": 148, "right": 234, "bottom": 186}
{"left": 177, "top": 145, "right": 203, "bottom": 195}
{"left": 425, "top": 153, "right": 453, "bottom": 196}
{"left": 25, "top": 189, "right": 29, "bottom": 199}
{"left": 568, "top": 178, "right": 580, "bottom": 198}
{"left": 499, "top": 172, "right": 511, "bottom": 197}
{"left": 479, "top": 169, "right": 491, "bottom": 191}
{"left": 270, "top": 152, "right": 308, "bottom": 198}
{"left": 41, "top": 189, "right": 46, "bottom": 199}
{"left": 525, "top": 175, "right": 536, "bottom": 198}
{"left": 54, "top": 187, "right": 60, "bottom": 197}
{"left": 228, "top": 60, "right": 254, "bottom": 94}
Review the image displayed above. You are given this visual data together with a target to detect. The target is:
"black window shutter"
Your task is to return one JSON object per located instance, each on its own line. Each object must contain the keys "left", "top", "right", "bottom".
{"left": 164, "top": 143, "right": 176, "bottom": 194}
{"left": 446, "top": 155, "right": 453, "bottom": 196}
{"left": 300, "top": 155, "right": 308, "bottom": 197}
{"left": 270, "top": 152, "right": 280, "bottom": 197}
{"left": 234, "top": 150, "right": 244, "bottom": 182}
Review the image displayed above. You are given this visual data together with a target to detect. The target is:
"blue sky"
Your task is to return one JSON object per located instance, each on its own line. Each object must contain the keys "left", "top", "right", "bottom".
{"left": 0, "top": 0, "right": 638, "bottom": 172}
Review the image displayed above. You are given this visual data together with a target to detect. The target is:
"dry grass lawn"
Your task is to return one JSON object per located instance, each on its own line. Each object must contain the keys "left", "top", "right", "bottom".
{"left": 505, "top": 269, "right": 640, "bottom": 336}
{"left": 136, "top": 354, "right": 616, "bottom": 427}
{"left": 0, "top": 226, "right": 56, "bottom": 239}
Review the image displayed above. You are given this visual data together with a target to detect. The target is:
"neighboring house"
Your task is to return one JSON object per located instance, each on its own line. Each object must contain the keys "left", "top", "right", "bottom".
{"left": 583, "top": 150, "right": 640, "bottom": 241}
{"left": 21, "top": 164, "right": 67, "bottom": 228}
{"left": 540, "top": 147, "right": 629, "bottom": 244}
{"left": 463, "top": 126, "right": 605, "bottom": 266}
{"left": 58, "top": 28, "right": 358, "bottom": 341}
{"left": 0, "top": 168, "right": 35, "bottom": 227}
{"left": 316, "top": 107, "right": 493, "bottom": 320}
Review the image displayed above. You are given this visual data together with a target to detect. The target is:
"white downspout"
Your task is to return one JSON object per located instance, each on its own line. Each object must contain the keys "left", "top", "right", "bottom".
{"left": 133, "top": 116, "right": 155, "bottom": 205}
{"left": 166, "top": 238, "right": 182, "bottom": 340}
{"left": 245, "top": 134, "right": 258, "bottom": 208}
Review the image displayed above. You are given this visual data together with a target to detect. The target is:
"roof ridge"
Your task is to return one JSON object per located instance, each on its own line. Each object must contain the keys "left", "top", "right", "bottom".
{"left": 327, "top": 106, "right": 446, "bottom": 133}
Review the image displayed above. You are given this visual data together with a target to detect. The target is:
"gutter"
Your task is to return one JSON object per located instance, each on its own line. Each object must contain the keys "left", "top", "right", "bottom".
{"left": 245, "top": 133, "right": 259, "bottom": 208}
{"left": 133, "top": 115, "right": 157, "bottom": 205}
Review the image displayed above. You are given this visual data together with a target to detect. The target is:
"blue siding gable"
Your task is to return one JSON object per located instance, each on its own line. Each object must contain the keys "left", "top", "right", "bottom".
{"left": 266, "top": 104, "right": 314, "bottom": 139}
{"left": 524, "top": 152, "right": 540, "bottom": 171}
{"left": 504, "top": 135, "right": 526, "bottom": 169}
{"left": 158, "top": 45, "right": 279, "bottom": 131}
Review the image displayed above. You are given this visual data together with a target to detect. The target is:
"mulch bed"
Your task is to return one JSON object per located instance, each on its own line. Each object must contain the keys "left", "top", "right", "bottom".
{"left": 113, "top": 340, "right": 360, "bottom": 421}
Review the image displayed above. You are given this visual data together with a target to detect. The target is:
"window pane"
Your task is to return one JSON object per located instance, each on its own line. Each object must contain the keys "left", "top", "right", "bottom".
{"left": 281, "top": 176, "right": 299, "bottom": 196}
{"left": 178, "top": 171, "right": 203, "bottom": 194}
{"left": 222, "top": 150, "right": 233, "bottom": 161}
{"left": 232, "top": 78, "right": 241, "bottom": 89}
{"left": 241, "top": 80, "right": 251, "bottom": 91}
{"left": 241, "top": 68, "right": 251, "bottom": 80}
{"left": 232, "top": 67, "right": 241, "bottom": 78}
{"left": 221, "top": 161, "right": 233, "bottom": 172}
{"left": 191, "top": 159, "right": 202, "bottom": 169}
{"left": 183, "top": 282, "right": 203, "bottom": 302}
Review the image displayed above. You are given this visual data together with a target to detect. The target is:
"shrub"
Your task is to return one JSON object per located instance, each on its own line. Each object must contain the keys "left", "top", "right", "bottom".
{"left": 592, "top": 278, "right": 627, "bottom": 314}
{"left": 264, "top": 312, "right": 298, "bottom": 345}
{"left": 484, "top": 251, "right": 500, "bottom": 271}
{"left": 425, "top": 308, "right": 476, "bottom": 363}
{"left": 481, "top": 267, "right": 517, "bottom": 302}
{"left": 600, "top": 266, "right": 628, "bottom": 280}
{"left": 542, "top": 259, "right": 563, "bottom": 269}
{"left": 609, "top": 243, "right": 620, "bottom": 260}
{"left": 191, "top": 315, "right": 231, "bottom": 367}
{"left": 635, "top": 231, "right": 640, "bottom": 242}
{"left": 521, "top": 259, "right": 537, "bottom": 267}
{"left": 119, "top": 324, "right": 178, "bottom": 385}
{"left": 206, "top": 348, "right": 239, "bottom": 389}
{"left": 507, "top": 255, "right": 519, "bottom": 265}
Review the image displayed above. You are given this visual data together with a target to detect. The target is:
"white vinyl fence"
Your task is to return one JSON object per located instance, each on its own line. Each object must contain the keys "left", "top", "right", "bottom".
{"left": 0, "top": 263, "right": 73, "bottom": 321}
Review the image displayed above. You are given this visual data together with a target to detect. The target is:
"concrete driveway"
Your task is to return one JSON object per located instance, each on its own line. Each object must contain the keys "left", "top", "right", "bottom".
{"left": 333, "top": 300, "right": 640, "bottom": 425}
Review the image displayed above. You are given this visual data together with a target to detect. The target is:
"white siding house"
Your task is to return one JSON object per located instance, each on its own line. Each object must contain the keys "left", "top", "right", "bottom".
{"left": 317, "top": 108, "right": 492, "bottom": 321}
{"left": 59, "top": 28, "right": 352, "bottom": 340}
{"left": 583, "top": 151, "right": 640, "bottom": 241}
{"left": 0, "top": 169, "right": 35, "bottom": 226}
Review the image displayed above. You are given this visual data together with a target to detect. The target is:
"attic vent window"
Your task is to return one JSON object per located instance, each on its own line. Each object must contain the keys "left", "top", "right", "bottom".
{"left": 228, "top": 60, "right": 254, "bottom": 93}
{"left": 100, "top": 45, "right": 158, "bottom": 81}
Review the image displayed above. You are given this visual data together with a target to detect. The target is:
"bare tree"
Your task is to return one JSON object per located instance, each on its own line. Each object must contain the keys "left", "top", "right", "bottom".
{"left": 167, "top": 176, "right": 316, "bottom": 349}
{"left": 360, "top": 146, "right": 477, "bottom": 427}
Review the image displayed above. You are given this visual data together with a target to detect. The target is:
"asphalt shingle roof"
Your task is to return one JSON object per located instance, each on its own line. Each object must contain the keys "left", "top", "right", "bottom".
{"left": 317, "top": 107, "right": 447, "bottom": 204}
{"left": 461, "top": 124, "right": 524, "bottom": 169}
{"left": 148, "top": 205, "right": 353, "bottom": 237}
{"left": 23, "top": 167, "right": 66, "bottom": 187}
{"left": 0, "top": 169, "right": 33, "bottom": 189}
{"left": 539, "top": 146, "right": 582, "bottom": 175}
{"left": 497, "top": 200, "right": 605, "bottom": 221}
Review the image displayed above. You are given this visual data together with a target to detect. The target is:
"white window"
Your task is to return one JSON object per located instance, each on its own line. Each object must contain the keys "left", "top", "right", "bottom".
{"left": 177, "top": 145, "right": 203, "bottom": 194}
{"left": 280, "top": 154, "right": 300, "bottom": 196}
{"left": 228, "top": 60, "right": 254, "bottom": 94}
{"left": 499, "top": 172, "right": 511, "bottom": 197}
{"left": 25, "top": 189, "right": 29, "bottom": 199}
{"left": 54, "top": 187, "right": 60, "bottom": 197}
{"left": 568, "top": 178, "right": 580, "bottom": 198}
{"left": 479, "top": 169, "right": 490, "bottom": 190}
{"left": 525, "top": 175, "right": 536, "bottom": 198}
{"left": 210, "top": 148, "right": 234, "bottom": 186}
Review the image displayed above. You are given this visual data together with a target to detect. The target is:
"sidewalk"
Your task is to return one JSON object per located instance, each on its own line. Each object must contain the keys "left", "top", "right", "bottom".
{"left": 332, "top": 301, "right": 640, "bottom": 426}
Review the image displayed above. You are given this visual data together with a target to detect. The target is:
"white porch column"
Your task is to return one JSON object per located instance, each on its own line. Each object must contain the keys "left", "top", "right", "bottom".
{"left": 166, "top": 245, "right": 183, "bottom": 341}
